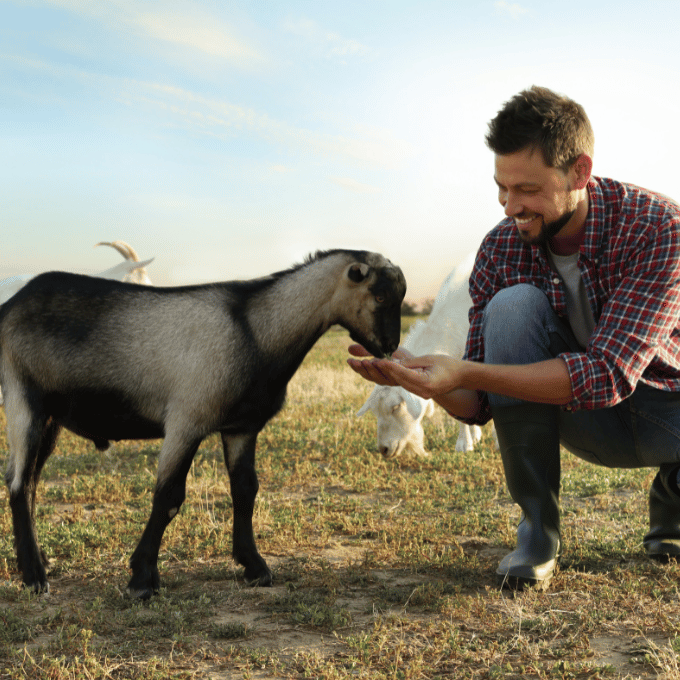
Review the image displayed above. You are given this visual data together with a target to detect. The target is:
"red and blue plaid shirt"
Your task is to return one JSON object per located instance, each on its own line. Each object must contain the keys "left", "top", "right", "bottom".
{"left": 463, "top": 176, "right": 680, "bottom": 425}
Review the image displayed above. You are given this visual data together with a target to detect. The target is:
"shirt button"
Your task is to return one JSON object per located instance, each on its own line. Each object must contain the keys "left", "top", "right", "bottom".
{"left": 553, "top": 277, "right": 560, "bottom": 285}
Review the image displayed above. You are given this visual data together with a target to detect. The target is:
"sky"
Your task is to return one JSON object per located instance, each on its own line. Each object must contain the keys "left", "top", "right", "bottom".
{"left": 2, "top": 0, "right": 680, "bottom": 302}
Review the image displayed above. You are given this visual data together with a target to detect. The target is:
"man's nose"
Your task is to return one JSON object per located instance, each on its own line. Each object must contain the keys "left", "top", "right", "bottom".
{"left": 502, "top": 191, "right": 522, "bottom": 217}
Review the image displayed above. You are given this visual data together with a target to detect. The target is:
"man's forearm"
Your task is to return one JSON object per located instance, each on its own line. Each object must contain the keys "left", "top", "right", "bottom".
{"left": 437, "top": 358, "right": 573, "bottom": 419}
{"left": 434, "top": 388, "right": 481, "bottom": 420}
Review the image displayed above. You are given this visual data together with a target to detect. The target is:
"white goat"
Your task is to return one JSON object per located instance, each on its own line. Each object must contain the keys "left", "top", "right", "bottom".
{"left": 95, "top": 241, "right": 154, "bottom": 285}
{"left": 0, "top": 241, "right": 153, "bottom": 405}
{"left": 0, "top": 241, "right": 153, "bottom": 306}
{"left": 358, "top": 251, "right": 493, "bottom": 457}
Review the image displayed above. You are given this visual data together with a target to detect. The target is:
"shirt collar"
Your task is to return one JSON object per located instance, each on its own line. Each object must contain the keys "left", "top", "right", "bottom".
{"left": 580, "top": 176, "right": 607, "bottom": 261}
{"left": 526, "top": 176, "right": 606, "bottom": 265}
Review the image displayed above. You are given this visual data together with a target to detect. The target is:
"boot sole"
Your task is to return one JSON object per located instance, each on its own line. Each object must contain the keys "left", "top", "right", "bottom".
{"left": 496, "top": 572, "right": 553, "bottom": 592}
{"left": 647, "top": 552, "right": 680, "bottom": 564}
{"left": 644, "top": 537, "right": 680, "bottom": 562}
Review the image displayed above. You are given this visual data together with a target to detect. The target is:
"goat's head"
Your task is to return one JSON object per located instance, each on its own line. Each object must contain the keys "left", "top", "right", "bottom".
{"left": 357, "top": 385, "right": 432, "bottom": 458}
{"left": 333, "top": 252, "right": 406, "bottom": 359}
{"left": 95, "top": 241, "right": 153, "bottom": 285}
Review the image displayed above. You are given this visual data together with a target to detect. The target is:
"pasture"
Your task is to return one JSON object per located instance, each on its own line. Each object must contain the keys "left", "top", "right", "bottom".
{"left": 1, "top": 320, "right": 679, "bottom": 679}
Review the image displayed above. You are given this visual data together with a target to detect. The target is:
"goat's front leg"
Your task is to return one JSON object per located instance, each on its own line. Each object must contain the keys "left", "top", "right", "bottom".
{"left": 127, "top": 434, "right": 201, "bottom": 599}
{"left": 222, "top": 431, "right": 271, "bottom": 586}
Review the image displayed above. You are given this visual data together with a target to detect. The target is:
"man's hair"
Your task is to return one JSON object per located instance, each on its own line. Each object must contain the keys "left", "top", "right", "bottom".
{"left": 485, "top": 86, "right": 594, "bottom": 170}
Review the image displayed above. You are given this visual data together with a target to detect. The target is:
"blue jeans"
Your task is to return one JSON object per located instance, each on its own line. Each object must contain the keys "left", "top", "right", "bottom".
{"left": 483, "top": 284, "right": 680, "bottom": 471}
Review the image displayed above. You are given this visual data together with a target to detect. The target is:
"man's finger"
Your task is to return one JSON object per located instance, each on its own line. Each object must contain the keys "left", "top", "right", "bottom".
{"left": 348, "top": 344, "right": 372, "bottom": 357}
{"left": 347, "top": 358, "right": 399, "bottom": 385}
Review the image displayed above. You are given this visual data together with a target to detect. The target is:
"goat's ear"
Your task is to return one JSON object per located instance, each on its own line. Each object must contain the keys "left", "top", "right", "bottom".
{"left": 348, "top": 263, "right": 371, "bottom": 283}
{"left": 357, "top": 402, "right": 371, "bottom": 417}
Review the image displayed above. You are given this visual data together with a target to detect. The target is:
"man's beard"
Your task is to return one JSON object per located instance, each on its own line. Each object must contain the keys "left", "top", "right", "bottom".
{"left": 518, "top": 209, "right": 576, "bottom": 246}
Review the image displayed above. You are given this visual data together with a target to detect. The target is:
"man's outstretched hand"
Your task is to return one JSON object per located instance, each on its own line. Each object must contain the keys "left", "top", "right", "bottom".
{"left": 347, "top": 344, "right": 461, "bottom": 401}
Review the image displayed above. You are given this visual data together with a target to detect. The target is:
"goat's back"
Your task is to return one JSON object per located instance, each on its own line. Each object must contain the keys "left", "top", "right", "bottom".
{"left": 0, "top": 273, "right": 247, "bottom": 405}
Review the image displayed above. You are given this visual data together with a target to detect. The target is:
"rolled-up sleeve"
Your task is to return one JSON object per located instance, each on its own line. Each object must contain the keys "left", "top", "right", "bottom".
{"left": 562, "top": 223, "right": 680, "bottom": 410}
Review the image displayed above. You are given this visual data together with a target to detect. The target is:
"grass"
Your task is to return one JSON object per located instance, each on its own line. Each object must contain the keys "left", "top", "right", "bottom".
{"left": 1, "top": 318, "right": 679, "bottom": 678}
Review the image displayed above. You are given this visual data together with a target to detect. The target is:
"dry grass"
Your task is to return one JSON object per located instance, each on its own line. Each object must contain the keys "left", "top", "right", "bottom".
{"left": 1, "top": 321, "right": 680, "bottom": 679}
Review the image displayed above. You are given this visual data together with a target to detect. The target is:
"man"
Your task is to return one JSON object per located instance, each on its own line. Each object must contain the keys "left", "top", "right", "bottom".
{"left": 348, "top": 86, "right": 680, "bottom": 590}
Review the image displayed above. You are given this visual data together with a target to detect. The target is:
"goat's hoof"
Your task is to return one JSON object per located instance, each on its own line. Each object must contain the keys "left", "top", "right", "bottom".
{"left": 20, "top": 561, "right": 50, "bottom": 595}
{"left": 23, "top": 579, "right": 50, "bottom": 595}
{"left": 245, "top": 572, "right": 272, "bottom": 587}
{"left": 126, "top": 566, "right": 160, "bottom": 599}
{"left": 125, "top": 585, "right": 155, "bottom": 600}
{"left": 243, "top": 564, "right": 272, "bottom": 587}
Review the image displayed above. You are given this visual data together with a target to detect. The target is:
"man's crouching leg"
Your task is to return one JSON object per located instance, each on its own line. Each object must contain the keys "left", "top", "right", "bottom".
{"left": 645, "top": 464, "right": 680, "bottom": 562}
{"left": 483, "top": 284, "right": 572, "bottom": 590}
{"left": 493, "top": 403, "right": 561, "bottom": 590}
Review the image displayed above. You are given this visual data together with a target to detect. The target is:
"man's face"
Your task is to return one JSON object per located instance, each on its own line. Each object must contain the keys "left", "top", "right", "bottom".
{"left": 494, "top": 147, "right": 580, "bottom": 246}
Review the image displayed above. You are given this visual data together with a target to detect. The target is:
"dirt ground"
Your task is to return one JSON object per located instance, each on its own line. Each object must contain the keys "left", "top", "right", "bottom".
{"left": 10, "top": 536, "right": 668, "bottom": 679}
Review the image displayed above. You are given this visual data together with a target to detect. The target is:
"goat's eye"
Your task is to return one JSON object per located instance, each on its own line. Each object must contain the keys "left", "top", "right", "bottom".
{"left": 375, "top": 295, "right": 385, "bottom": 304}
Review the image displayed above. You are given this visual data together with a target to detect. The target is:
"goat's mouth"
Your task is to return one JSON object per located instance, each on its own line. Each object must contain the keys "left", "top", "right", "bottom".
{"left": 350, "top": 333, "right": 382, "bottom": 358}
{"left": 351, "top": 332, "right": 398, "bottom": 360}
{"left": 380, "top": 444, "right": 402, "bottom": 459}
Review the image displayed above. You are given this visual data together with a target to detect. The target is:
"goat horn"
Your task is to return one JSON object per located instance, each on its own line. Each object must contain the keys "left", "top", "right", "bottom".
{"left": 95, "top": 241, "right": 140, "bottom": 262}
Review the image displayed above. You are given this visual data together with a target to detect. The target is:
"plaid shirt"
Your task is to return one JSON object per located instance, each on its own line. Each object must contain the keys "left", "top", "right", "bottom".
{"left": 463, "top": 176, "right": 680, "bottom": 426}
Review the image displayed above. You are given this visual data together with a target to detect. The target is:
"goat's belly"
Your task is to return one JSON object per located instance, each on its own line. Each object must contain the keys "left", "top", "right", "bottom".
{"left": 46, "top": 391, "right": 164, "bottom": 441}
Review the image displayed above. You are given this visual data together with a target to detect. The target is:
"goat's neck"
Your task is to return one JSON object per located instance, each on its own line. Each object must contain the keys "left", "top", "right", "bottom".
{"left": 247, "top": 259, "right": 343, "bottom": 361}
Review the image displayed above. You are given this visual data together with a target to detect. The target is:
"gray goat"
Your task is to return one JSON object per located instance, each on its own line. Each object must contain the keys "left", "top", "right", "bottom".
{"left": 1, "top": 249, "right": 406, "bottom": 598}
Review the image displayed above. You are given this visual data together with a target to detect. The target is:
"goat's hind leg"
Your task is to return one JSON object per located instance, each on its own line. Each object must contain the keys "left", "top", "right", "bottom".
{"left": 5, "top": 402, "right": 60, "bottom": 593}
{"left": 222, "top": 432, "right": 271, "bottom": 586}
{"left": 127, "top": 434, "right": 201, "bottom": 599}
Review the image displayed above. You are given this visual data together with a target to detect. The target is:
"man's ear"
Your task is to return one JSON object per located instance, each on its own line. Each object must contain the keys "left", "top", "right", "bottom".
{"left": 572, "top": 154, "right": 593, "bottom": 190}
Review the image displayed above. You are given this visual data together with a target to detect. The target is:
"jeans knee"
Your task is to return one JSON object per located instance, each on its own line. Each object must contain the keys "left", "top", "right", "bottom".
{"left": 483, "top": 285, "right": 555, "bottom": 362}
{"left": 484, "top": 284, "right": 549, "bottom": 327}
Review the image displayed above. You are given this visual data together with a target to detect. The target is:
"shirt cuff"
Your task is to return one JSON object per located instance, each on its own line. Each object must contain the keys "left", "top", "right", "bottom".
{"left": 559, "top": 352, "right": 589, "bottom": 411}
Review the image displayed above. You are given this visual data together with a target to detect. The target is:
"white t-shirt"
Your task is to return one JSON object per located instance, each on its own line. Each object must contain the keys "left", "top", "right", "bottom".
{"left": 547, "top": 248, "right": 596, "bottom": 349}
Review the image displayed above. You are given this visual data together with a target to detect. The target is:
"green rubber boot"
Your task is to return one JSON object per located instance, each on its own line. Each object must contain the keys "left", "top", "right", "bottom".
{"left": 493, "top": 404, "right": 561, "bottom": 591}
{"left": 644, "top": 466, "right": 680, "bottom": 562}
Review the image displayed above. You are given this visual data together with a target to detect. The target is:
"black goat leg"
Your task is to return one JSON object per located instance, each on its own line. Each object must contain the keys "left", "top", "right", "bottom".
{"left": 222, "top": 432, "right": 272, "bottom": 586}
{"left": 127, "top": 436, "right": 201, "bottom": 599}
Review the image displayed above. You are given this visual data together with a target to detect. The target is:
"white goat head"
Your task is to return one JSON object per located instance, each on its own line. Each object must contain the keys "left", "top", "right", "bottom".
{"left": 358, "top": 383, "right": 489, "bottom": 457}
{"left": 95, "top": 241, "right": 153, "bottom": 285}
{"left": 357, "top": 385, "right": 435, "bottom": 458}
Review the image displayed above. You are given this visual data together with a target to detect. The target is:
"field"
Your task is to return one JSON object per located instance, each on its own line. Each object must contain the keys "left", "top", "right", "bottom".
{"left": 1, "top": 320, "right": 680, "bottom": 679}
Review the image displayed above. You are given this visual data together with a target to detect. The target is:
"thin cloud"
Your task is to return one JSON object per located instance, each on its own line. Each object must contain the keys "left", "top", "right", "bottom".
{"left": 269, "top": 164, "right": 294, "bottom": 174}
{"left": 3, "top": 50, "right": 411, "bottom": 168}
{"left": 42, "top": 0, "right": 264, "bottom": 67}
{"left": 121, "top": 80, "right": 414, "bottom": 168}
{"left": 283, "top": 17, "right": 370, "bottom": 62}
{"left": 494, "top": 0, "right": 529, "bottom": 19}
{"left": 329, "top": 177, "right": 381, "bottom": 194}
{"left": 133, "top": 9, "right": 263, "bottom": 65}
